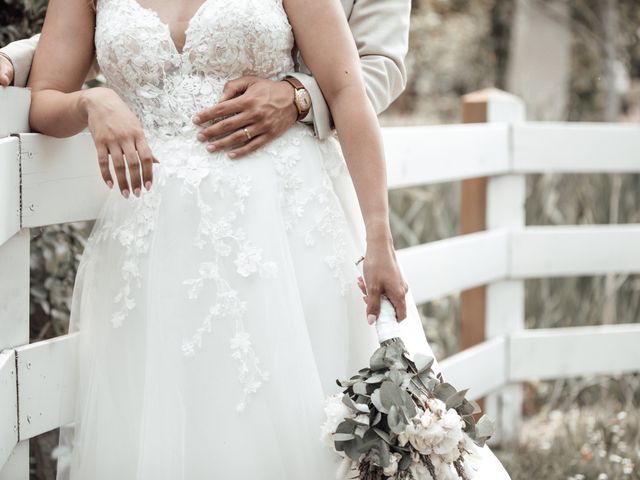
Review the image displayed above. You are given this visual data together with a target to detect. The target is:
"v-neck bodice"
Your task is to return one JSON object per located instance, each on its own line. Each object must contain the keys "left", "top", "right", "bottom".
{"left": 127, "top": 0, "right": 213, "bottom": 55}
{"left": 94, "top": 0, "right": 295, "bottom": 139}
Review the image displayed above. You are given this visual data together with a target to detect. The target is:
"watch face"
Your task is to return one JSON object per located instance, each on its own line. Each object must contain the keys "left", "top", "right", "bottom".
{"left": 296, "top": 89, "right": 311, "bottom": 111}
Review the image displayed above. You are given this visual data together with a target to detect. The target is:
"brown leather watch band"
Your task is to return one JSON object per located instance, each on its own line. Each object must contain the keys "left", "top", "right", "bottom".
{"left": 283, "top": 75, "right": 305, "bottom": 91}
{"left": 283, "top": 75, "right": 310, "bottom": 121}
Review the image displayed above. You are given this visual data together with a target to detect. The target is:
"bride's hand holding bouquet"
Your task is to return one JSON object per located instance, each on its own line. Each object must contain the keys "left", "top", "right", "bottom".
{"left": 361, "top": 226, "right": 410, "bottom": 326}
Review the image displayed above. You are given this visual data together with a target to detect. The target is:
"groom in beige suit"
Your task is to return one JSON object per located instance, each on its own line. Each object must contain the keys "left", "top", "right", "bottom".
{"left": 0, "top": 0, "right": 410, "bottom": 151}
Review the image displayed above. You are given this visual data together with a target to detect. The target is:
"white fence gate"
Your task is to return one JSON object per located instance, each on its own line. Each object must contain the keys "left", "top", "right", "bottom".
{"left": 1, "top": 86, "right": 639, "bottom": 477}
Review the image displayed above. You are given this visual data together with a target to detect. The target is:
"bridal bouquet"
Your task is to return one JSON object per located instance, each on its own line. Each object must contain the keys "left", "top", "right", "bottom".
{"left": 320, "top": 256, "right": 494, "bottom": 480}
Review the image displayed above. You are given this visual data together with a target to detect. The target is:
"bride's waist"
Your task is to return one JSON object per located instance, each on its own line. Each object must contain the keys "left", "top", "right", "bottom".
{"left": 146, "top": 122, "right": 318, "bottom": 161}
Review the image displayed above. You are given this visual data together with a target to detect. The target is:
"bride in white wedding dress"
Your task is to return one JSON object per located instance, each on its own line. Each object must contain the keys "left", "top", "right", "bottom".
{"left": 26, "top": 0, "right": 512, "bottom": 478}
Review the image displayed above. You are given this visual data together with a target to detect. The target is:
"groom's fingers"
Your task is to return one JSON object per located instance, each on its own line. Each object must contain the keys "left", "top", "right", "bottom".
{"left": 228, "top": 133, "right": 270, "bottom": 158}
{"left": 193, "top": 96, "right": 245, "bottom": 125}
{"left": 211, "top": 121, "right": 268, "bottom": 154}
{"left": 219, "top": 75, "right": 260, "bottom": 102}
{"left": 198, "top": 111, "right": 252, "bottom": 142}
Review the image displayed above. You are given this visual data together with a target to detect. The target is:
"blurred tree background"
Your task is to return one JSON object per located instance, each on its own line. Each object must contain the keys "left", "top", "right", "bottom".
{"left": 1, "top": 0, "right": 639, "bottom": 478}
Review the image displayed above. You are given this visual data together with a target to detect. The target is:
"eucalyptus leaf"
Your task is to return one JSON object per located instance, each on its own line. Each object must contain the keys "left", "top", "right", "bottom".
{"left": 336, "top": 420, "right": 357, "bottom": 434}
{"left": 387, "top": 404, "right": 405, "bottom": 434}
{"left": 399, "top": 452, "right": 412, "bottom": 470}
{"left": 353, "top": 400, "right": 370, "bottom": 414}
{"left": 333, "top": 432, "right": 356, "bottom": 442}
{"left": 343, "top": 438, "right": 362, "bottom": 461}
{"left": 364, "top": 372, "right": 386, "bottom": 384}
{"left": 372, "top": 427, "right": 391, "bottom": 444}
{"left": 370, "top": 388, "right": 388, "bottom": 414}
{"left": 476, "top": 414, "right": 495, "bottom": 438}
{"left": 353, "top": 381, "right": 368, "bottom": 396}
{"left": 413, "top": 353, "right": 434, "bottom": 373}
{"left": 468, "top": 398, "right": 482, "bottom": 415}
{"left": 434, "top": 382, "right": 457, "bottom": 402}
{"left": 371, "top": 410, "right": 382, "bottom": 426}
{"left": 379, "top": 380, "right": 403, "bottom": 410}
{"left": 344, "top": 416, "right": 369, "bottom": 428}
{"left": 458, "top": 399, "right": 475, "bottom": 416}
{"left": 370, "top": 346, "right": 387, "bottom": 371}
{"left": 341, "top": 393, "right": 359, "bottom": 412}
{"left": 445, "top": 388, "right": 469, "bottom": 410}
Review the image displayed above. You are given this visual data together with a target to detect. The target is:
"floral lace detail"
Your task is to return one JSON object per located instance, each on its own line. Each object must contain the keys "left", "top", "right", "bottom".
{"left": 95, "top": 0, "right": 294, "bottom": 140}
{"left": 169, "top": 159, "right": 278, "bottom": 412}
{"left": 92, "top": 0, "right": 356, "bottom": 413}
{"left": 264, "top": 128, "right": 352, "bottom": 295}
{"left": 110, "top": 190, "right": 162, "bottom": 328}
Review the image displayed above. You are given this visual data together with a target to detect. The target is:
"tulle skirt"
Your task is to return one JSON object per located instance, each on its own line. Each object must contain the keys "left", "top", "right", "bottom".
{"left": 53, "top": 123, "right": 510, "bottom": 479}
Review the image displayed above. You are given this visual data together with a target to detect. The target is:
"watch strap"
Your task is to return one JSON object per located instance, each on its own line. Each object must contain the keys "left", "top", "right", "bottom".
{"left": 283, "top": 75, "right": 310, "bottom": 121}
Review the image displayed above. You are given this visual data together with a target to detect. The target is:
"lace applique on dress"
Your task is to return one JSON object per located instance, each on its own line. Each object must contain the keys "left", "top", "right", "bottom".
{"left": 93, "top": 0, "right": 355, "bottom": 413}
{"left": 110, "top": 190, "right": 162, "bottom": 328}
{"left": 170, "top": 157, "right": 279, "bottom": 412}
{"left": 264, "top": 127, "right": 352, "bottom": 295}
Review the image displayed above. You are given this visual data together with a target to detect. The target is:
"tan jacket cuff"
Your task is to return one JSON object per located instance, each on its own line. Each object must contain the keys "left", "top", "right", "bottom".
{"left": 284, "top": 71, "right": 333, "bottom": 140}
{"left": 0, "top": 34, "right": 40, "bottom": 88}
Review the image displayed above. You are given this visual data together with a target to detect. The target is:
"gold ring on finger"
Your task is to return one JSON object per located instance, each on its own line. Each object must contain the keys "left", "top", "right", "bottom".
{"left": 243, "top": 127, "right": 252, "bottom": 140}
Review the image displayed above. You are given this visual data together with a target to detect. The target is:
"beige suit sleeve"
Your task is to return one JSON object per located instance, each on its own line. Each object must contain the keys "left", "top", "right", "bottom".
{"left": 0, "top": 33, "right": 100, "bottom": 88}
{"left": 284, "top": 0, "right": 411, "bottom": 140}
{"left": 0, "top": 33, "right": 41, "bottom": 88}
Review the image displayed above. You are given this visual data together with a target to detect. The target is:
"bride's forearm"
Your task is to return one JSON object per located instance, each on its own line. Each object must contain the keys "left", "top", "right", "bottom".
{"left": 29, "top": 89, "right": 89, "bottom": 137}
{"left": 328, "top": 85, "right": 393, "bottom": 243}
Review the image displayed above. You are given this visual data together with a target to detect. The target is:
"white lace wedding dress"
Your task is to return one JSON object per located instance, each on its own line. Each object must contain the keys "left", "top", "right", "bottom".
{"left": 52, "top": 0, "right": 512, "bottom": 478}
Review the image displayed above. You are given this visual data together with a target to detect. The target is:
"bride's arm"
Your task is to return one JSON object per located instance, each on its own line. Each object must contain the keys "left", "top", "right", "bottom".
{"left": 283, "top": 0, "right": 409, "bottom": 322}
{"left": 27, "top": 0, "right": 96, "bottom": 136}
{"left": 28, "top": 0, "right": 157, "bottom": 198}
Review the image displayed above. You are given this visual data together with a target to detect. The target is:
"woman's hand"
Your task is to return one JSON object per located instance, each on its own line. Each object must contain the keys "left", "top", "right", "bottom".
{"left": 362, "top": 234, "right": 409, "bottom": 324}
{"left": 80, "top": 87, "right": 159, "bottom": 198}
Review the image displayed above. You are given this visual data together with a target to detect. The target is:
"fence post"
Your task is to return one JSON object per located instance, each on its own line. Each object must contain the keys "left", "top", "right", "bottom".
{"left": 0, "top": 87, "right": 31, "bottom": 479}
{"left": 0, "top": 233, "right": 30, "bottom": 479}
{"left": 460, "top": 88, "right": 526, "bottom": 445}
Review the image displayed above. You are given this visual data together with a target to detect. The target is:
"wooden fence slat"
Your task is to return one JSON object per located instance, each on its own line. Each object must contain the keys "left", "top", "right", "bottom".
{"left": 0, "top": 87, "right": 30, "bottom": 139}
{"left": 19, "top": 133, "right": 108, "bottom": 228}
{"left": 384, "top": 123, "right": 510, "bottom": 188}
{"left": 0, "top": 350, "right": 17, "bottom": 468}
{"left": 513, "top": 122, "right": 640, "bottom": 173}
{"left": 440, "top": 337, "right": 507, "bottom": 401}
{"left": 509, "top": 323, "right": 640, "bottom": 380}
{"left": 0, "top": 138, "right": 20, "bottom": 246}
{"left": 397, "top": 229, "right": 509, "bottom": 304}
{"left": 511, "top": 224, "right": 640, "bottom": 277}
{"left": 0, "top": 229, "right": 29, "bottom": 479}
{"left": 15, "top": 333, "right": 78, "bottom": 441}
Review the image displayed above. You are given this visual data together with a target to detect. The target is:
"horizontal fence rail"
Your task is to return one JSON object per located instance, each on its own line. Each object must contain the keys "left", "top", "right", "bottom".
{"left": 1, "top": 86, "right": 640, "bottom": 474}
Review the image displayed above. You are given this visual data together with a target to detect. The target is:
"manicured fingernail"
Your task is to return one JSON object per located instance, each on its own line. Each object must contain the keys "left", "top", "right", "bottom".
{"left": 145, "top": 181, "right": 152, "bottom": 190}
{"left": 106, "top": 180, "right": 113, "bottom": 189}
{"left": 192, "top": 116, "right": 201, "bottom": 124}
{"left": 228, "top": 152, "right": 236, "bottom": 158}
{"left": 134, "top": 187, "right": 141, "bottom": 197}
{"left": 123, "top": 189, "right": 130, "bottom": 198}
{"left": 367, "top": 314, "right": 377, "bottom": 325}
{"left": 197, "top": 133, "right": 206, "bottom": 142}
{"left": 207, "top": 144, "right": 216, "bottom": 152}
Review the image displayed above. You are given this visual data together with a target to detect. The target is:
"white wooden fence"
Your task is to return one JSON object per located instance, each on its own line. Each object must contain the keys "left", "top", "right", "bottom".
{"left": 1, "top": 86, "right": 640, "bottom": 477}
